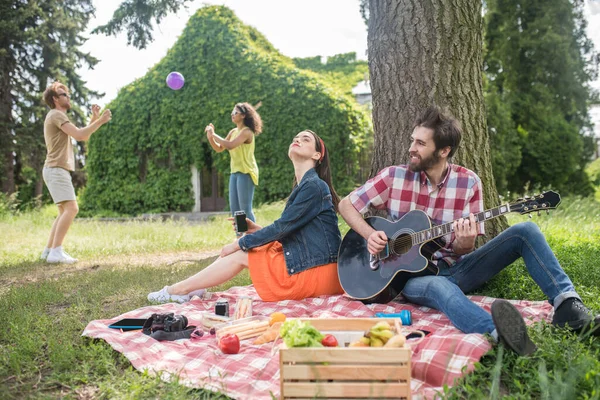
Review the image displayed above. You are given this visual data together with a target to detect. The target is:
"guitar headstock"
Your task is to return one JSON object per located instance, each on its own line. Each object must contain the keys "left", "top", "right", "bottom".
{"left": 510, "top": 191, "right": 561, "bottom": 215}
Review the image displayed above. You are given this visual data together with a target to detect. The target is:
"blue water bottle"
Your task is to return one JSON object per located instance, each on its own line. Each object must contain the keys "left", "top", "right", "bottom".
{"left": 374, "top": 310, "right": 412, "bottom": 325}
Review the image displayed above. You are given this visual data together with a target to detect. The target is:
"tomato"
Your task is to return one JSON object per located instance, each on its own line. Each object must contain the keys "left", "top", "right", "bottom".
{"left": 219, "top": 333, "right": 240, "bottom": 354}
{"left": 321, "top": 334, "right": 338, "bottom": 347}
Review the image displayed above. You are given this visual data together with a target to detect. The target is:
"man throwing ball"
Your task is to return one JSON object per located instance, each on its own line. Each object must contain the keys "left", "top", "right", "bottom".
{"left": 41, "top": 82, "right": 111, "bottom": 264}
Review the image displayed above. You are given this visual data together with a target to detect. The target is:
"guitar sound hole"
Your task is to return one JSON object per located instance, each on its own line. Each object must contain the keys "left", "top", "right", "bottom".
{"left": 392, "top": 234, "right": 412, "bottom": 255}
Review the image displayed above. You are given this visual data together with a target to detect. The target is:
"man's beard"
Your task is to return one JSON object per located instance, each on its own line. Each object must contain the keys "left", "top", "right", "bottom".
{"left": 409, "top": 150, "right": 441, "bottom": 172}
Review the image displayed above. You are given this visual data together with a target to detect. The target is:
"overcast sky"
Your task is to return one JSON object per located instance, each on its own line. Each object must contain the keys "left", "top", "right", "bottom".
{"left": 78, "top": 0, "right": 600, "bottom": 134}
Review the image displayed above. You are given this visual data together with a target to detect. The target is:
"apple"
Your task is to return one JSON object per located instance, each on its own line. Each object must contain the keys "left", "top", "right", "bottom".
{"left": 321, "top": 334, "right": 338, "bottom": 347}
{"left": 219, "top": 333, "right": 240, "bottom": 354}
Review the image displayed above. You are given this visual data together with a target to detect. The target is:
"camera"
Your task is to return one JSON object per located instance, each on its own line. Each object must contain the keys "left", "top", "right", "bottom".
{"left": 149, "top": 313, "right": 188, "bottom": 332}
{"left": 234, "top": 210, "right": 248, "bottom": 233}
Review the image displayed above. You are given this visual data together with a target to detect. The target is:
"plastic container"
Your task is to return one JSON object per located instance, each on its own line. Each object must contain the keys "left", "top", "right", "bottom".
{"left": 233, "top": 296, "right": 253, "bottom": 320}
{"left": 201, "top": 312, "right": 231, "bottom": 329}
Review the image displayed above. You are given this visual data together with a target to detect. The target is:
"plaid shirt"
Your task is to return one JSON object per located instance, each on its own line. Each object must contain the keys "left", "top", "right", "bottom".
{"left": 349, "top": 164, "right": 485, "bottom": 265}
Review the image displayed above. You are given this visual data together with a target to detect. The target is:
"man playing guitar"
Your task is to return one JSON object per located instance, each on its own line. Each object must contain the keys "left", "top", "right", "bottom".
{"left": 338, "top": 106, "right": 600, "bottom": 356}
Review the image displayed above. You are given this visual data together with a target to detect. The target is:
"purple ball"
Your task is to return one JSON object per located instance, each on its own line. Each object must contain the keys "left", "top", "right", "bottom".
{"left": 166, "top": 71, "right": 185, "bottom": 90}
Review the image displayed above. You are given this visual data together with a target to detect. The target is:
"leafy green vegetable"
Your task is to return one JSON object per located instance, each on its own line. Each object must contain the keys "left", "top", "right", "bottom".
{"left": 280, "top": 320, "right": 324, "bottom": 348}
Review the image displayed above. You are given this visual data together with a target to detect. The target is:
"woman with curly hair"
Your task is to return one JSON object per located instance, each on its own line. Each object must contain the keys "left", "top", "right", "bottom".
{"left": 205, "top": 102, "right": 262, "bottom": 223}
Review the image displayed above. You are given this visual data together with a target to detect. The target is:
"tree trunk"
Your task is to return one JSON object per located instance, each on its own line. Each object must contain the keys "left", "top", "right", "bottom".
{"left": 0, "top": 56, "right": 15, "bottom": 195}
{"left": 367, "top": 0, "right": 507, "bottom": 238}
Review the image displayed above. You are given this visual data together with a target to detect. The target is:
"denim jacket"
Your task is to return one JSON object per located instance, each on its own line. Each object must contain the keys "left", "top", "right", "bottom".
{"left": 238, "top": 168, "right": 341, "bottom": 275}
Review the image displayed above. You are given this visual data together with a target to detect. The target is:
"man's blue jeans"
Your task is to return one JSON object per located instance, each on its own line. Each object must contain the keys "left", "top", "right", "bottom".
{"left": 229, "top": 172, "right": 256, "bottom": 222}
{"left": 401, "top": 222, "right": 579, "bottom": 334}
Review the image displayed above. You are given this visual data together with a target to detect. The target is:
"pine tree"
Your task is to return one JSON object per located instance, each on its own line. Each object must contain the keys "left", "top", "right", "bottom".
{"left": 0, "top": 0, "right": 98, "bottom": 201}
{"left": 485, "top": 0, "right": 598, "bottom": 195}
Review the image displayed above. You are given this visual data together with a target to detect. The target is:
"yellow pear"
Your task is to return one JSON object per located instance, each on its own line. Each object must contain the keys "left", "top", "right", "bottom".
{"left": 384, "top": 334, "right": 406, "bottom": 348}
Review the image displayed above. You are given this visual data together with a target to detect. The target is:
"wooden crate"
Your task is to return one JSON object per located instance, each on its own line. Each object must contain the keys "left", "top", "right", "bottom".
{"left": 279, "top": 318, "right": 411, "bottom": 400}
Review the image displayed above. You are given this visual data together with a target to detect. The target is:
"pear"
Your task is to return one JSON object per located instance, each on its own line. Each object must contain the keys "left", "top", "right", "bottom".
{"left": 384, "top": 334, "right": 406, "bottom": 348}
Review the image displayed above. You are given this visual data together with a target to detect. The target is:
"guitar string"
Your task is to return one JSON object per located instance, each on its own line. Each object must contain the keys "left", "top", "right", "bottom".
{"left": 386, "top": 197, "right": 553, "bottom": 254}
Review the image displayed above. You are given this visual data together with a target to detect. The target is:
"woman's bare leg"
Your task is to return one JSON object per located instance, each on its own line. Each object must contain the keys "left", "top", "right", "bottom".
{"left": 168, "top": 250, "right": 249, "bottom": 295}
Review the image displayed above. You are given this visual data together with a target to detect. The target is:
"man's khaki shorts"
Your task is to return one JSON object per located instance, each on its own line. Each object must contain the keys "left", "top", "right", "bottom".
{"left": 43, "top": 167, "right": 76, "bottom": 203}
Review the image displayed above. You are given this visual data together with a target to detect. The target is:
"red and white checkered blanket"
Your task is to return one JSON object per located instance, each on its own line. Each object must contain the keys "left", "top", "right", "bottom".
{"left": 82, "top": 286, "right": 553, "bottom": 399}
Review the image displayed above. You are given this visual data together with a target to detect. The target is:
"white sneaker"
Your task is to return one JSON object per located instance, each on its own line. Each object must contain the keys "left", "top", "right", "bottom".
{"left": 40, "top": 248, "right": 50, "bottom": 260}
{"left": 46, "top": 250, "right": 77, "bottom": 264}
{"left": 147, "top": 286, "right": 190, "bottom": 303}
{"left": 62, "top": 251, "right": 78, "bottom": 263}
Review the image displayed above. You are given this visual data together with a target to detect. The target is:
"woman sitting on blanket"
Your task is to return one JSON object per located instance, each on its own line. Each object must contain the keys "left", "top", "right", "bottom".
{"left": 148, "top": 130, "right": 344, "bottom": 303}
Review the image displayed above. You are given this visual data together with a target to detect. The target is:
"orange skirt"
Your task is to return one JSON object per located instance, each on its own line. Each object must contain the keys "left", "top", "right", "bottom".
{"left": 248, "top": 241, "right": 344, "bottom": 302}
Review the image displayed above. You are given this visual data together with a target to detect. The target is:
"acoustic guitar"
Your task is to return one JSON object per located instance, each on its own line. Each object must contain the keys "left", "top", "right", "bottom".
{"left": 337, "top": 191, "right": 561, "bottom": 304}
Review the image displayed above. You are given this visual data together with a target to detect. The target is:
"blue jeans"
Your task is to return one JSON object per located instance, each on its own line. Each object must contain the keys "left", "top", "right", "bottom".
{"left": 229, "top": 172, "right": 256, "bottom": 222}
{"left": 401, "top": 222, "right": 579, "bottom": 334}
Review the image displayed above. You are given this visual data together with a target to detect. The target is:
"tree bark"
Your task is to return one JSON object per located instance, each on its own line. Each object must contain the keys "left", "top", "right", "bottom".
{"left": 367, "top": 0, "right": 507, "bottom": 238}
{"left": 0, "top": 55, "right": 15, "bottom": 195}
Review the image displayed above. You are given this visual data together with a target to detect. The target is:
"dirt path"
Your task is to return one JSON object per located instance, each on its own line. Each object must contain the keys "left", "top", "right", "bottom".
{"left": 1, "top": 250, "right": 219, "bottom": 294}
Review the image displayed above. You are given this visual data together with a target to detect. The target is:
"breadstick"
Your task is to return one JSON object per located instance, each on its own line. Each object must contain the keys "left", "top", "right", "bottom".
{"left": 219, "top": 320, "right": 268, "bottom": 334}
{"left": 223, "top": 326, "right": 268, "bottom": 341}
{"left": 220, "top": 325, "right": 267, "bottom": 339}
{"left": 238, "top": 330, "right": 268, "bottom": 341}
{"left": 218, "top": 320, "right": 269, "bottom": 336}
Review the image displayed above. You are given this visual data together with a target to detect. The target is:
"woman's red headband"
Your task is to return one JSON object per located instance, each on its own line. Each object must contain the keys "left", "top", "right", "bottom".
{"left": 318, "top": 137, "right": 326, "bottom": 162}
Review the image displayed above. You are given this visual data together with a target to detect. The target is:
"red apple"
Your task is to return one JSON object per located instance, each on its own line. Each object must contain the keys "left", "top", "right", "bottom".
{"left": 219, "top": 333, "right": 240, "bottom": 354}
{"left": 321, "top": 334, "right": 338, "bottom": 347}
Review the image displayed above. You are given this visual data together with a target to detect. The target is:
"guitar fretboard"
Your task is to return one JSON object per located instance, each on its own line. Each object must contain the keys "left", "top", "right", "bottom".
{"left": 411, "top": 203, "right": 512, "bottom": 245}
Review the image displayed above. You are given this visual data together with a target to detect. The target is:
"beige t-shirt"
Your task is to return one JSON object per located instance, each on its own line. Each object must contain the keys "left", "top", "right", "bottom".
{"left": 44, "top": 109, "right": 74, "bottom": 171}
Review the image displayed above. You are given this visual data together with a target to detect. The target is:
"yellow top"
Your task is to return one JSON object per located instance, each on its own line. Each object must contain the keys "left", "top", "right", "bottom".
{"left": 229, "top": 128, "right": 259, "bottom": 186}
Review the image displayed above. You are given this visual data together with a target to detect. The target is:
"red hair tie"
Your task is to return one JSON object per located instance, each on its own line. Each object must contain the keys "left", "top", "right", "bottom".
{"left": 318, "top": 137, "right": 326, "bottom": 162}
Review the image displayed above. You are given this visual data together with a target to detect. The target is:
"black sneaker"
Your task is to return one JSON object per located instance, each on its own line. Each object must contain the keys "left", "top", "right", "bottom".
{"left": 552, "top": 298, "right": 600, "bottom": 336}
{"left": 491, "top": 299, "right": 537, "bottom": 356}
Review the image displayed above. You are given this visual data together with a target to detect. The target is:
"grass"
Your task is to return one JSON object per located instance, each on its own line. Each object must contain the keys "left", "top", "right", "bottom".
{"left": 1, "top": 197, "right": 600, "bottom": 398}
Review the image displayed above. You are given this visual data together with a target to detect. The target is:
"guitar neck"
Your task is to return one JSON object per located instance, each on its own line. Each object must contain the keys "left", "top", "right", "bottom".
{"left": 412, "top": 203, "right": 512, "bottom": 245}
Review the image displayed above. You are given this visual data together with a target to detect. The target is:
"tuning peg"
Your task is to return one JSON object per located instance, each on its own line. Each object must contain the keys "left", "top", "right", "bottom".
{"left": 528, "top": 214, "right": 532, "bottom": 219}
{"left": 537, "top": 211, "right": 541, "bottom": 217}
{"left": 546, "top": 210, "right": 550, "bottom": 215}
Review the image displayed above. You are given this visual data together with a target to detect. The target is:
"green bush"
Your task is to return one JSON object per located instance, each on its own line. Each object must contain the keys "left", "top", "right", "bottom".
{"left": 81, "top": 6, "right": 371, "bottom": 215}
{"left": 0, "top": 192, "right": 20, "bottom": 218}
{"left": 586, "top": 157, "right": 600, "bottom": 186}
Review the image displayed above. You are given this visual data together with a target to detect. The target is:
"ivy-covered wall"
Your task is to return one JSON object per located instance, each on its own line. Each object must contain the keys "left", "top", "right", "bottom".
{"left": 81, "top": 6, "right": 371, "bottom": 215}
{"left": 293, "top": 53, "right": 369, "bottom": 95}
